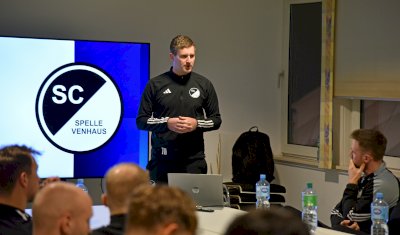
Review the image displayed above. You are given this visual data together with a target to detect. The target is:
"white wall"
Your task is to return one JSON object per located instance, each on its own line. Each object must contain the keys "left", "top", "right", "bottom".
{"left": 274, "top": 163, "right": 349, "bottom": 225}
{"left": 335, "top": 0, "right": 400, "bottom": 98}
{"left": 0, "top": 0, "right": 284, "bottom": 149}
{"left": 0, "top": 0, "right": 283, "bottom": 203}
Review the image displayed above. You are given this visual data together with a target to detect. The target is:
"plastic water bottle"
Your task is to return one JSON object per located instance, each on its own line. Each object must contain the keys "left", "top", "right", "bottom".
{"left": 302, "top": 182, "right": 318, "bottom": 234}
{"left": 255, "top": 174, "right": 270, "bottom": 209}
{"left": 371, "top": 192, "right": 389, "bottom": 235}
{"left": 76, "top": 178, "right": 89, "bottom": 193}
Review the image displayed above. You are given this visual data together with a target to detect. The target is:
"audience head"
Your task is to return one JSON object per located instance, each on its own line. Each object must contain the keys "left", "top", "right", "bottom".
{"left": 32, "top": 181, "right": 92, "bottom": 235}
{"left": 224, "top": 208, "right": 310, "bottom": 235}
{"left": 125, "top": 185, "right": 198, "bottom": 235}
{"left": 350, "top": 129, "right": 387, "bottom": 161}
{"left": 102, "top": 163, "right": 149, "bottom": 214}
{"left": 0, "top": 145, "right": 41, "bottom": 208}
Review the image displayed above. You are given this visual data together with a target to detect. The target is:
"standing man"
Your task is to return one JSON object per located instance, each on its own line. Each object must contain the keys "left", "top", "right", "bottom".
{"left": 331, "top": 129, "right": 399, "bottom": 234}
{"left": 136, "top": 35, "right": 222, "bottom": 183}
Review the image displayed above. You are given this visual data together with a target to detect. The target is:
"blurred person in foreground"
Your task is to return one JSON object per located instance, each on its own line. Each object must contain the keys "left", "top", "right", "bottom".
{"left": 331, "top": 129, "right": 399, "bottom": 234}
{"left": 32, "top": 181, "right": 92, "bottom": 235}
{"left": 125, "top": 185, "right": 197, "bottom": 235}
{"left": 224, "top": 208, "right": 310, "bottom": 235}
{"left": 91, "top": 163, "right": 149, "bottom": 235}
{"left": 0, "top": 144, "right": 58, "bottom": 235}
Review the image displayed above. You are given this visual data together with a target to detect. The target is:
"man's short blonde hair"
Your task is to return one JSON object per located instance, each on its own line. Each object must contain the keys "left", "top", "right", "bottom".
{"left": 170, "top": 35, "right": 195, "bottom": 55}
{"left": 351, "top": 129, "right": 387, "bottom": 161}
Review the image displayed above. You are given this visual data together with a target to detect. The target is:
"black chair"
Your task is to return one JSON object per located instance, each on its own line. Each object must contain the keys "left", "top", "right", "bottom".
{"left": 388, "top": 199, "right": 400, "bottom": 234}
{"left": 223, "top": 182, "right": 286, "bottom": 211}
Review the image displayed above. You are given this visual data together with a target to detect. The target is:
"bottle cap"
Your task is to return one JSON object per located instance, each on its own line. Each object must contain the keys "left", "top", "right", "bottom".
{"left": 307, "top": 182, "right": 312, "bottom": 188}
{"left": 77, "top": 178, "right": 84, "bottom": 184}
{"left": 260, "top": 174, "right": 266, "bottom": 179}
{"left": 376, "top": 192, "right": 383, "bottom": 199}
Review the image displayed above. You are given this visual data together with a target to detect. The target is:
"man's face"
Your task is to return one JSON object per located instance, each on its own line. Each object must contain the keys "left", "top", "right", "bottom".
{"left": 170, "top": 46, "right": 196, "bottom": 76}
{"left": 350, "top": 139, "right": 366, "bottom": 168}
{"left": 27, "top": 158, "right": 40, "bottom": 202}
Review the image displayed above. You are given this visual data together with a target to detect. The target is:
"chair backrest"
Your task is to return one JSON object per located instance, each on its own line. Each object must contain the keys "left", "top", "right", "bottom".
{"left": 387, "top": 177, "right": 400, "bottom": 234}
{"left": 388, "top": 198, "right": 400, "bottom": 234}
{"left": 223, "top": 182, "right": 287, "bottom": 211}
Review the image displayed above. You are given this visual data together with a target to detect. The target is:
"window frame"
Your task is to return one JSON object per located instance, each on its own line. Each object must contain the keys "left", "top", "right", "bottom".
{"left": 334, "top": 99, "right": 400, "bottom": 176}
{"left": 280, "top": 0, "right": 400, "bottom": 175}
{"left": 280, "top": 0, "right": 322, "bottom": 165}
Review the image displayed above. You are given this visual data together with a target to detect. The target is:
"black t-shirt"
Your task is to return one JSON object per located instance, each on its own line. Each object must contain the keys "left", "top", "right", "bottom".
{"left": 91, "top": 214, "right": 125, "bottom": 235}
{"left": 0, "top": 204, "right": 32, "bottom": 235}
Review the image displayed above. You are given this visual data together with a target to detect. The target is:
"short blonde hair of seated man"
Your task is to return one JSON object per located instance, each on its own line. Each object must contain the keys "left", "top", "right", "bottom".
{"left": 125, "top": 185, "right": 198, "bottom": 235}
{"left": 102, "top": 163, "right": 149, "bottom": 215}
{"left": 32, "top": 181, "right": 93, "bottom": 235}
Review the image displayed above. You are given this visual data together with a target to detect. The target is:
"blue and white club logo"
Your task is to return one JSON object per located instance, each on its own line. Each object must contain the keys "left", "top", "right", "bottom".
{"left": 36, "top": 63, "right": 123, "bottom": 153}
{"left": 189, "top": 88, "right": 200, "bottom": 98}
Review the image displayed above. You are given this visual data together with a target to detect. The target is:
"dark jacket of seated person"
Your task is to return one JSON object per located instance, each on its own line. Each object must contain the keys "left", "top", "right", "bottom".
{"left": 0, "top": 203, "right": 32, "bottom": 235}
{"left": 330, "top": 162, "right": 399, "bottom": 234}
{"left": 388, "top": 199, "right": 400, "bottom": 235}
{"left": 91, "top": 214, "right": 125, "bottom": 235}
{"left": 331, "top": 129, "right": 399, "bottom": 234}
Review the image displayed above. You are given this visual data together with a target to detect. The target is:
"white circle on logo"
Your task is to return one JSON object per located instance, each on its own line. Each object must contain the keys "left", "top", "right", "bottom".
{"left": 189, "top": 88, "right": 200, "bottom": 98}
{"left": 36, "top": 63, "right": 122, "bottom": 153}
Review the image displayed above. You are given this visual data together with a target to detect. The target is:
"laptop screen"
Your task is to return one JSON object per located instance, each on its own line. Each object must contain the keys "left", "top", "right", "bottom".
{"left": 168, "top": 173, "right": 224, "bottom": 208}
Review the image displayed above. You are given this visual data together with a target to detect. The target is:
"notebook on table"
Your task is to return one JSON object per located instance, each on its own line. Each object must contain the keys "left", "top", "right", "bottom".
{"left": 168, "top": 173, "right": 224, "bottom": 209}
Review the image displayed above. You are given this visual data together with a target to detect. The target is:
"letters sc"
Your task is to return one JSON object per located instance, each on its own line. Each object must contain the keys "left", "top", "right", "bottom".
{"left": 52, "top": 85, "right": 84, "bottom": 104}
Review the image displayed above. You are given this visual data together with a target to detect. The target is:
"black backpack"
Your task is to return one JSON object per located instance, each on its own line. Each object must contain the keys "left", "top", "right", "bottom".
{"left": 231, "top": 126, "right": 275, "bottom": 190}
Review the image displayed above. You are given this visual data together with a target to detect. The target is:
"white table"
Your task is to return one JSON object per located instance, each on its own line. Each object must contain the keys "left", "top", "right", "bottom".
{"left": 196, "top": 208, "right": 352, "bottom": 235}
{"left": 196, "top": 207, "right": 246, "bottom": 235}
{"left": 90, "top": 205, "right": 110, "bottom": 229}
{"left": 316, "top": 227, "right": 353, "bottom": 235}
{"left": 90, "top": 205, "right": 246, "bottom": 235}
{"left": 28, "top": 206, "right": 352, "bottom": 235}
{"left": 26, "top": 206, "right": 111, "bottom": 229}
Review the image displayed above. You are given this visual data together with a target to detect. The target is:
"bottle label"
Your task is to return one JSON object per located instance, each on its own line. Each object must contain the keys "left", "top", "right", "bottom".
{"left": 303, "top": 195, "right": 317, "bottom": 207}
{"left": 371, "top": 206, "right": 388, "bottom": 220}
{"left": 256, "top": 185, "right": 269, "bottom": 197}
